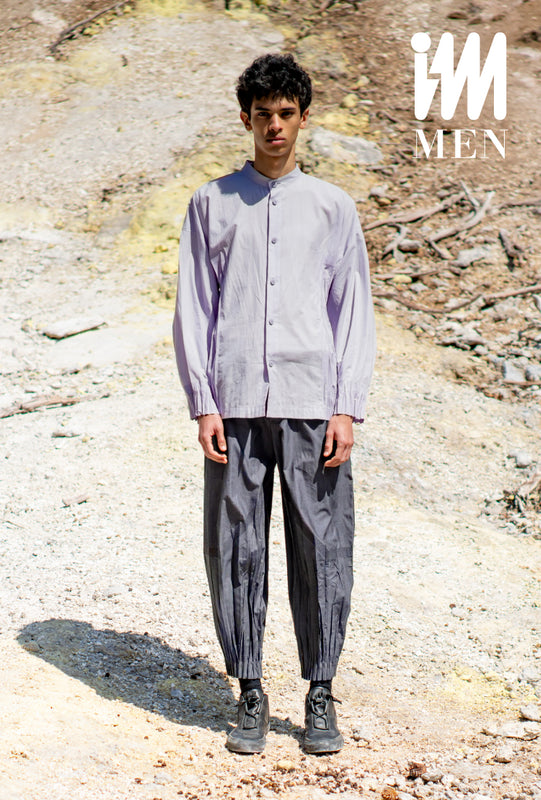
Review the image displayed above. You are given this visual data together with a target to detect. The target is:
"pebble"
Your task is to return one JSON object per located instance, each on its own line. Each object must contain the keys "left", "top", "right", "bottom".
{"left": 520, "top": 704, "right": 541, "bottom": 722}
{"left": 494, "top": 744, "right": 515, "bottom": 763}
{"left": 482, "top": 721, "right": 541, "bottom": 739}
{"left": 398, "top": 239, "right": 422, "bottom": 253}
{"left": 41, "top": 316, "right": 107, "bottom": 340}
{"left": 520, "top": 667, "right": 541, "bottom": 684}
{"left": 507, "top": 449, "right": 533, "bottom": 469}
{"left": 309, "top": 126, "right": 383, "bottom": 165}
{"left": 351, "top": 722, "right": 374, "bottom": 742}
{"left": 525, "top": 363, "right": 541, "bottom": 381}
{"left": 501, "top": 362, "right": 525, "bottom": 383}
{"left": 422, "top": 770, "right": 444, "bottom": 783}
{"left": 452, "top": 246, "right": 491, "bottom": 268}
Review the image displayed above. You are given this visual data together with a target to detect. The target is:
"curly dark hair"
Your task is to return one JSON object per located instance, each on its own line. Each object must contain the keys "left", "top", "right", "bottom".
{"left": 236, "top": 53, "right": 312, "bottom": 116}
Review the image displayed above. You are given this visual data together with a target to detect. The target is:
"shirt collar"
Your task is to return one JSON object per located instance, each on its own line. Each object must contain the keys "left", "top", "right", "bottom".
{"left": 241, "top": 159, "right": 302, "bottom": 187}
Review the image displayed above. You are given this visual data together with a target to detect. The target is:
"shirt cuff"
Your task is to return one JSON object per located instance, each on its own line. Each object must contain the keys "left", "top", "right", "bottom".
{"left": 186, "top": 387, "right": 220, "bottom": 420}
{"left": 333, "top": 386, "right": 368, "bottom": 423}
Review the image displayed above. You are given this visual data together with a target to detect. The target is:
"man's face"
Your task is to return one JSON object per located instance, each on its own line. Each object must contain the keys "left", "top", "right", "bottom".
{"left": 240, "top": 95, "right": 309, "bottom": 160}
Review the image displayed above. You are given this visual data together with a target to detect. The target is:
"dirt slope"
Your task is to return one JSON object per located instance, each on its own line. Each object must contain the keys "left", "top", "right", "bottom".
{"left": 1, "top": 2, "right": 541, "bottom": 799}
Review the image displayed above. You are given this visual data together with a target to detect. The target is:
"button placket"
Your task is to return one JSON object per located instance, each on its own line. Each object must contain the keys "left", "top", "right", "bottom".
{"left": 266, "top": 183, "right": 280, "bottom": 380}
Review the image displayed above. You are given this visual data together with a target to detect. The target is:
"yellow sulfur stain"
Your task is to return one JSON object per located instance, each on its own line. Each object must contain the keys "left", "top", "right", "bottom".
{"left": 136, "top": 0, "right": 206, "bottom": 17}
{"left": 318, "top": 109, "right": 371, "bottom": 136}
{"left": 435, "top": 665, "right": 513, "bottom": 714}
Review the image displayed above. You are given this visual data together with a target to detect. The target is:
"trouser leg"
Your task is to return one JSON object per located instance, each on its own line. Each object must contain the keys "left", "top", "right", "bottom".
{"left": 273, "top": 419, "right": 355, "bottom": 681}
{"left": 203, "top": 418, "right": 275, "bottom": 679}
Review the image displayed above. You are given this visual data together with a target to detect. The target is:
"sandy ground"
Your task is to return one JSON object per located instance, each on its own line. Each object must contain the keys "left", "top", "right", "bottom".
{"left": 1, "top": 1, "right": 541, "bottom": 799}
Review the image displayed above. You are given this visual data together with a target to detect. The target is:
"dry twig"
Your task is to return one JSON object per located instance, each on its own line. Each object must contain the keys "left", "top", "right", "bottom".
{"left": 429, "top": 190, "right": 494, "bottom": 243}
{"left": 364, "top": 192, "right": 465, "bottom": 231}
{"left": 0, "top": 393, "right": 109, "bottom": 419}
{"left": 50, "top": 0, "right": 132, "bottom": 53}
{"left": 499, "top": 229, "right": 525, "bottom": 271}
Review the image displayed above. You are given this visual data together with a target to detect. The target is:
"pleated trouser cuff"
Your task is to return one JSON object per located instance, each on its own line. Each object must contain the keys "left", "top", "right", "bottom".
{"left": 301, "top": 661, "right": 339, "bottom": 682}
{"left": 225, "top": 659, "right": 263, "bottom": 679}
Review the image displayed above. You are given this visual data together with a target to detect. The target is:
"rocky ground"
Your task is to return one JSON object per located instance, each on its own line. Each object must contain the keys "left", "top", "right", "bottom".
{"left": 1, "top": 1, "right": 541, "bottom": 799}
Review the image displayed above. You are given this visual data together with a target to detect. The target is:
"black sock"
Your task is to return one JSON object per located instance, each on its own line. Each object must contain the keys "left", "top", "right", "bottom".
{"left": 239, "top": 677, "right": 262, "bottom": 694}
{"left": 310, "top": 679, "right": 332, "bottom": 692}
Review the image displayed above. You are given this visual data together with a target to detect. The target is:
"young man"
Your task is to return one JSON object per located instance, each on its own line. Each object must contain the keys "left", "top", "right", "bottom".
{"left": 173, "top": 53, "right": 376, "bottom": 754}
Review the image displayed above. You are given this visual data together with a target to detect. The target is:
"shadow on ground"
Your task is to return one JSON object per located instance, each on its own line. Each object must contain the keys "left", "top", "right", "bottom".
{"left": 16, "top": 618, "right": 300, "bottom": 742}
{"left": 17, "top": 618, "right": 236, "bottom": 732}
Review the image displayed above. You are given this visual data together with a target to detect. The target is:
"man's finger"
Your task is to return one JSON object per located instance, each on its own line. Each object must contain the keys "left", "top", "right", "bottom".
{"left": 216, "top": 428, "right": 227, "bottom": 453}
{"left": 323, "top": 427, "right": 335, "bottom": 456}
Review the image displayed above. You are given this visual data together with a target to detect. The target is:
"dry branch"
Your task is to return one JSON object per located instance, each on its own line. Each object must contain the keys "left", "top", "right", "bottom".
{"left": 0, "top": 393, "right": 108, "bottom": 419}
{"left": 499, "top": 229, "right": 525, "bottom": 271}
{"left": 373, "top": 282, "right": 541, "bottom": 316}
{"left": 383, "top": 225, "right": 408, "bottom": 259}
{"left": 429, "top": 190, "right": 494, "bottom": 243}
{"left": 50, "top": 0, "right": 132, "bottom": 53}
{"left": 364, "top": 192, "right": 465, "bottom": 231}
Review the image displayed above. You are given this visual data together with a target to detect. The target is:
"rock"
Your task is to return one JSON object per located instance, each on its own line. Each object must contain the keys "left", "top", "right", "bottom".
{"left": 525, "top": 363, "right": 541, "bottom": 381}
{"left": 452, "top": 246, "right": 491, "bottom": 268}
{"left": 398, "top": 239, "right": 422, "bottom": 253}
{"left": 20, "top": 640, "right": 41, "bottom": 653}
{"left": 351, "top": 722, "right": 373, "bottom": 742}
{"left": 369, "top": 183, "right": 388, "bottom": 198}
{"left": 275, "top": 759, "right": 295, "bottom": 772}
{"left": 494, "top": 744, "right": 515, "bottom": 763}
{"left": 391, "top": 274, "right": 413, "bottom": 285}
{"left": 516, "top": 452, "right": 533, "bottom": 468}
{"left": 521, "top": 667, "right": 541, "bottom": 684}
{"left": 309, "top": 126, "right": 383, "bottom": 165}
{"left": 340, "top": 93, "right": 359, "bottom": 109}
{"left": 501, "top": 362, "right": 525, "bottom": 383}
{"left": 520, "top": 704, "right": 541, "bottom": 722}
{"left": 482, "top": 721, "right": 541, "bottom": 739}
{"left": 42, "top": 317, "right": 107, "bottom": 340}
{"left": 422, "top": 770, "right": 444, "bottom": 783}
{"left": 508, "top": 448, "right": 533, "bottom": 468}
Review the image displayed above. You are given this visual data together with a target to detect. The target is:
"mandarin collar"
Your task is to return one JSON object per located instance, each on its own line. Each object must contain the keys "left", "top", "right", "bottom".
{"left": 241, "top": 159, "right": 302, "bottom": 187}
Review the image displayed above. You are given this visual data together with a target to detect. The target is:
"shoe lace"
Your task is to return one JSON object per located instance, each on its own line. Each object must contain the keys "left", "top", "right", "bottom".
{"left": 241, "top": 690, "right": 262, "bottom": 722}
{"left": 308, "top": 688, "right": 341, "bottom": 721}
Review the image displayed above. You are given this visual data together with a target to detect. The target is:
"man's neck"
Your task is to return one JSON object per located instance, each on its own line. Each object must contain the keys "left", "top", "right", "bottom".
{"left": 251, "top": 149, "right": 297, "bottom": 180}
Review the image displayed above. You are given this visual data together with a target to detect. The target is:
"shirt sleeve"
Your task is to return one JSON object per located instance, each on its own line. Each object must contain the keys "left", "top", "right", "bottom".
{"left": 327, "top": 196, "right": 376, "bottom": 423}
{"left": 172, "top": 191, "right": 220, "bottom": 420}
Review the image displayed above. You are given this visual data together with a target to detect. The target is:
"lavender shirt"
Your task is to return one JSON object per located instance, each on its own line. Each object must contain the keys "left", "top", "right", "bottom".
{"left": 172, "top": 160, "right": 376, "bottom": 423}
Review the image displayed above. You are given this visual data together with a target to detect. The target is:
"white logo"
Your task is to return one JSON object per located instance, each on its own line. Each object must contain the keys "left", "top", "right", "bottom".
{"left": 411, "top": 32, "right": 507, "bottom": 121}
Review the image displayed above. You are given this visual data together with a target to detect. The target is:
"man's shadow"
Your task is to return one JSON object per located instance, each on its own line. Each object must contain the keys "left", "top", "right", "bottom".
{"left": 16, "top": 619, "right": 300, "bottom": 741}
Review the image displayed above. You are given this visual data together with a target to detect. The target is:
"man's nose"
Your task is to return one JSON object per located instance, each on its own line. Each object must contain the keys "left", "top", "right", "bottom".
{"left": 268, "top": 114, "right": 282, "bottom": 130}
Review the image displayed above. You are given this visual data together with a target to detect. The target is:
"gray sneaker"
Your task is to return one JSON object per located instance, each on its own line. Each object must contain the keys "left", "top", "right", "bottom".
{"left": 226, "top": 688, "right": 270, "bottom": 754}
{"left": 304, "top": 686, "right": 344, "bottom": 754}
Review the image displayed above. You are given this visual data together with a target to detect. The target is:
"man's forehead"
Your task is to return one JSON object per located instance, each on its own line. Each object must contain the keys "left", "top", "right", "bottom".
{"left": 251, "top": 95, "right": 300, "bottom": 111}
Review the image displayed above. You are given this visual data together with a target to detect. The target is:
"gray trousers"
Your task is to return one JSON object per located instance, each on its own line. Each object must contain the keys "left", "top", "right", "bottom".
{"left": 203, "top": 417, "right": 355, "bottom": 682}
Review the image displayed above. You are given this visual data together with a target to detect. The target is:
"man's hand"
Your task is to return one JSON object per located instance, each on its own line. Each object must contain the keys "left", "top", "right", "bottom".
{"left": 323, "top": 414, "right": 354, "bottom": 468}
{"left": 197, "top": 413, "right": 228, "bottom": 464}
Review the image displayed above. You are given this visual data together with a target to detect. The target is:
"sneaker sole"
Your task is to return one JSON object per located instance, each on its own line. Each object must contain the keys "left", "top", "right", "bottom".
{"left": 303, "top": 734, "right": 344, "bottom": 754}
{"left": 225, "top": 735, "right": 267, "bottom": 754}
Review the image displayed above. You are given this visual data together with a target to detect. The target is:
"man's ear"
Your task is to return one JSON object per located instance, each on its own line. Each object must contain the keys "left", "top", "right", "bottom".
{"left": 299, "top": 108, "right": 310, "bottom": 129}
{"left": 240, "top": 110, "right": 252, "bottom": 131}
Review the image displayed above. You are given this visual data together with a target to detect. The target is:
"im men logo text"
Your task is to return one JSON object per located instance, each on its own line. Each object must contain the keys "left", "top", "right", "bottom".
{"left": 411, "top": 31, "right": 507, "bottom": 159}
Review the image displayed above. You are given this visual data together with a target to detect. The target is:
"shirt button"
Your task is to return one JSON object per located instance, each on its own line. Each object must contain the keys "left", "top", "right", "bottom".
{"left": 269, "top": 278, "right": 276, "bottom": 285}
{"left": 271, "top": 238, "right": 277, "bottom": 244}
{"left": 268, "top": 319, "right": 274, "bottom": 325}
{"left": 272, "top": 200, "right": 277, "bottom": 206}
{"left": 270, "top": 181, "right": 276, "bottom": 187}
{"left": 269, "top": 361, "right": 274, "bottom": 367}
